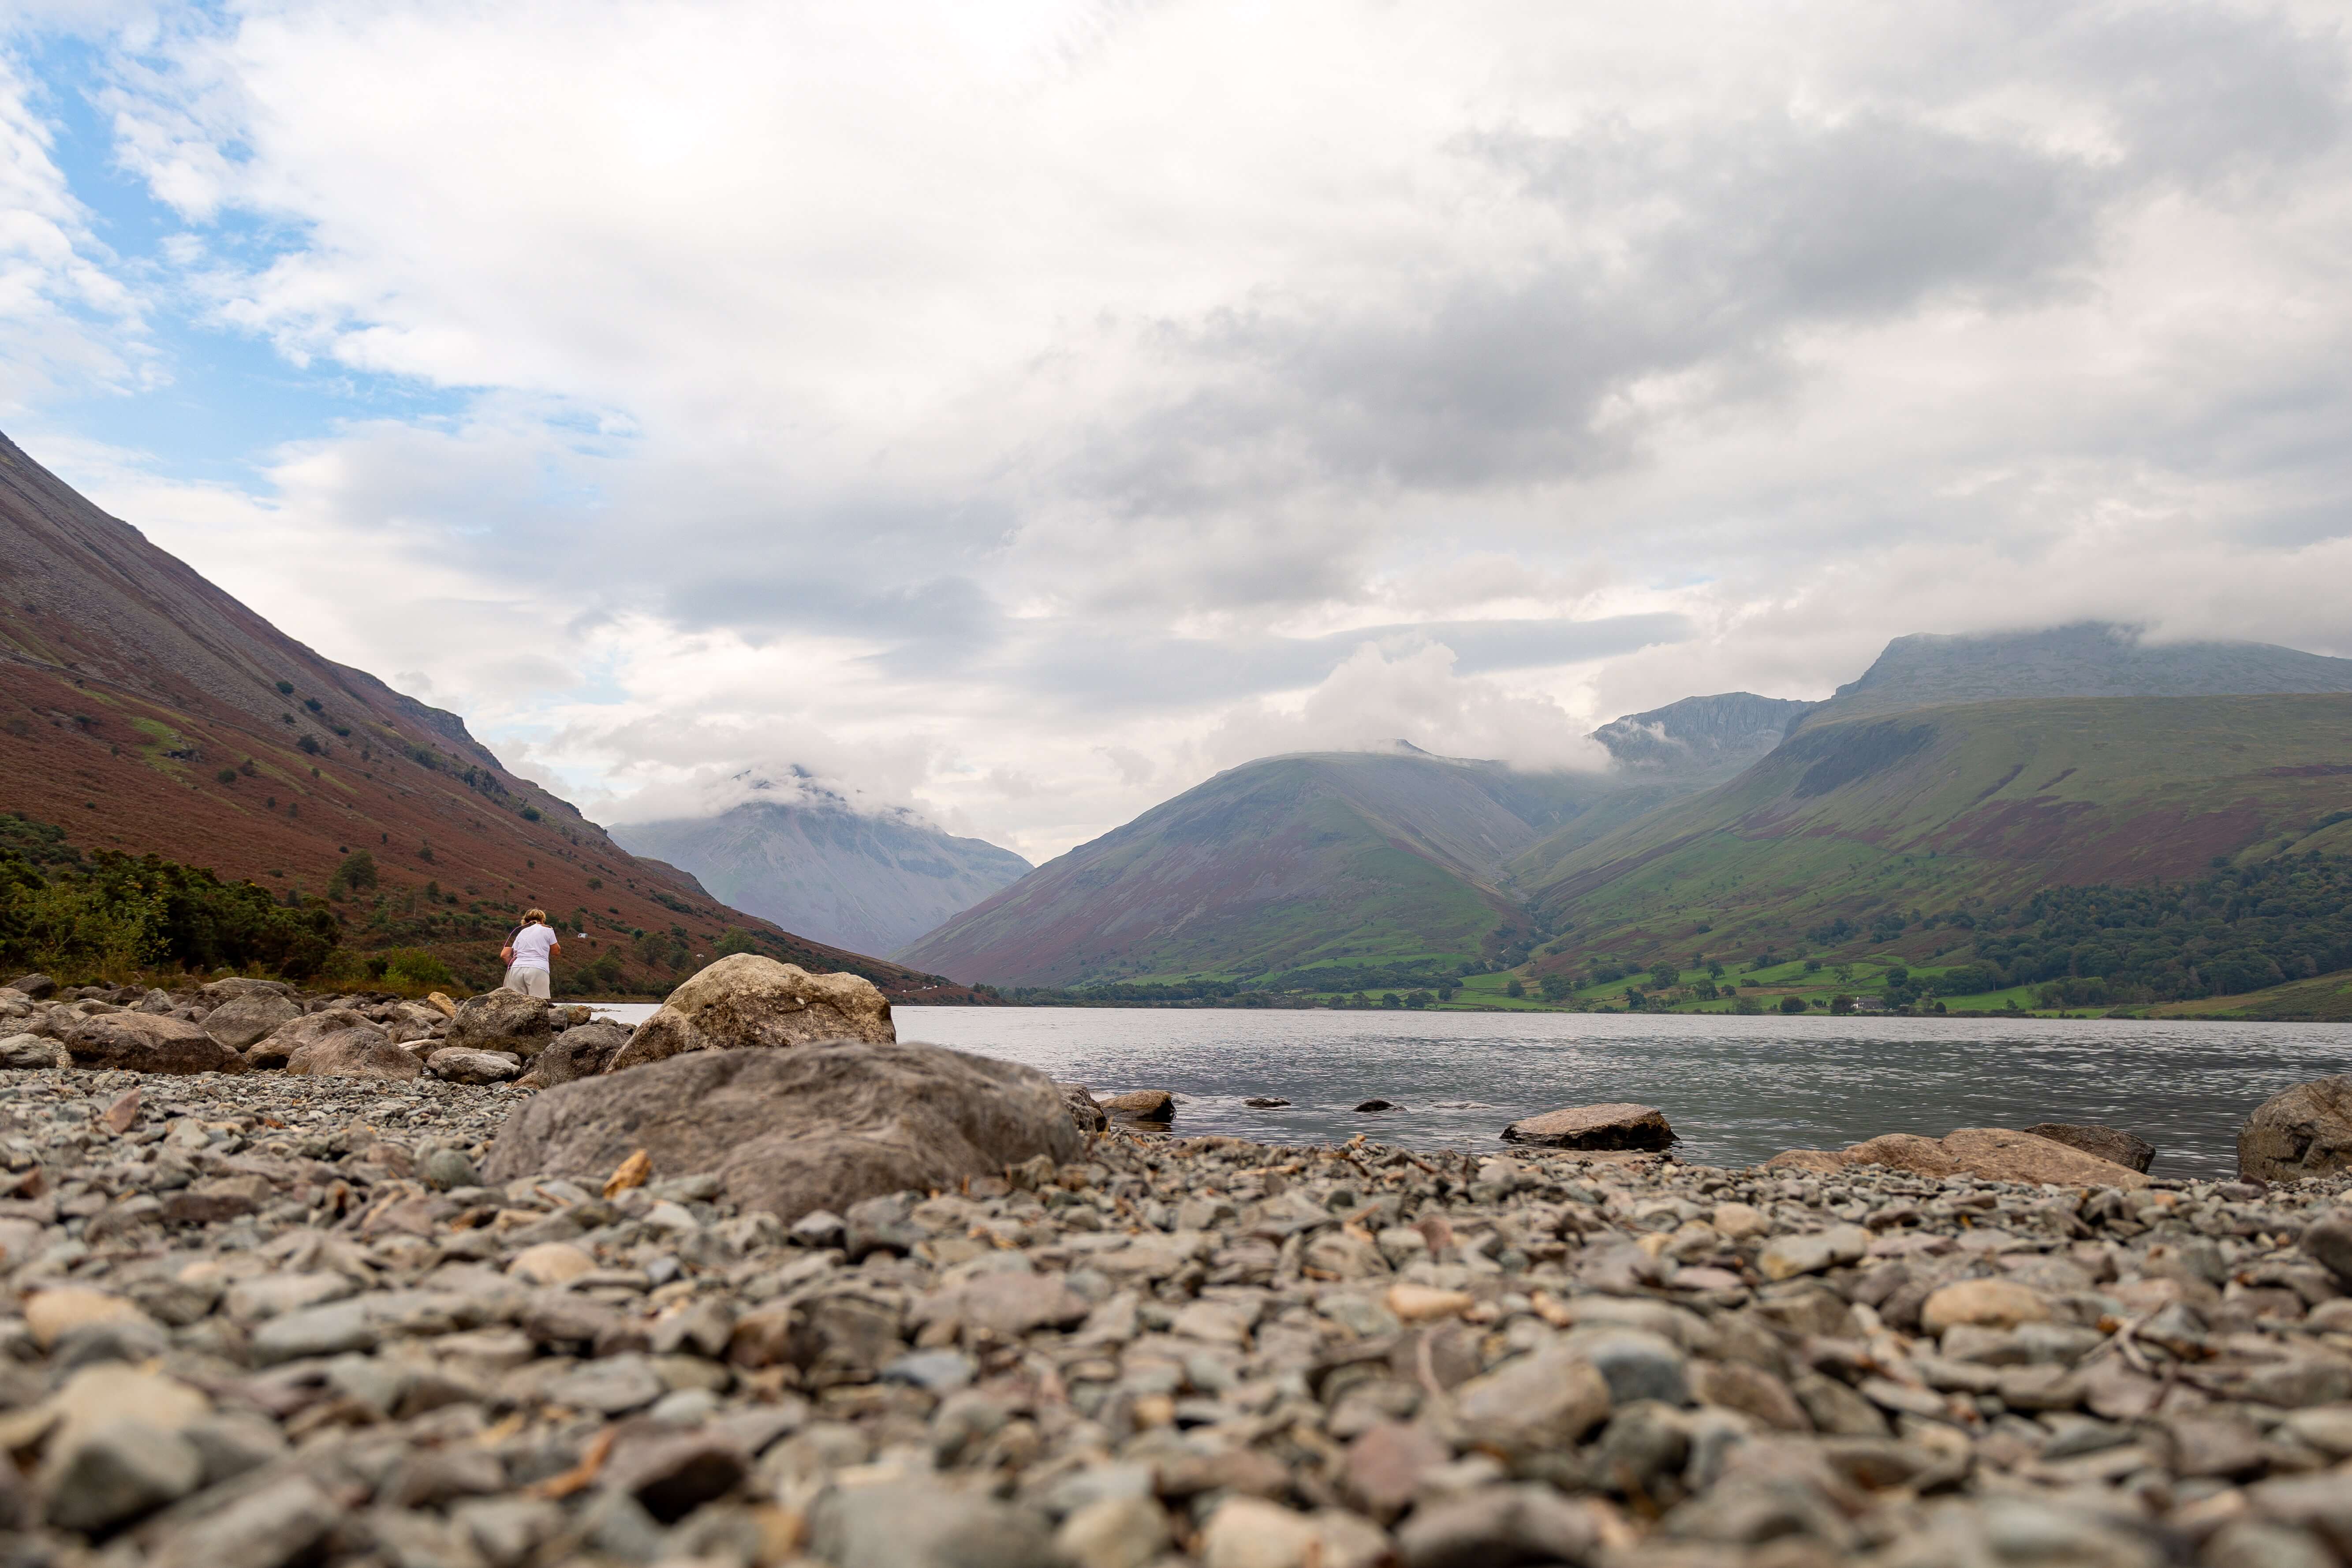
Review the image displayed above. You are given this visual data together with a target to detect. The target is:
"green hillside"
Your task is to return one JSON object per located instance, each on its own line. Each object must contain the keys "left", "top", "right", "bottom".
{"left": 1514, "top": 693, "right": 2352, "bottom": 983}
{"left": 896, "top": 750, "right": 1617, "bottom": 988}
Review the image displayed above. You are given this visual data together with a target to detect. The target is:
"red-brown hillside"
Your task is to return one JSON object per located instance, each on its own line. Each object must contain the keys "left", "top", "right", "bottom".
{"left": 0, "top": 430, "right": 973, "bottom": 1001}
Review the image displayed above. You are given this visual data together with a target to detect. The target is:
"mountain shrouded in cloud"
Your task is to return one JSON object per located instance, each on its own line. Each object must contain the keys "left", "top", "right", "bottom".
{"left": 5, "top": 2, "right": 2352, "bottom": 856}
{"left": 609, "top": 772, "right": 1032, "bottom": 956}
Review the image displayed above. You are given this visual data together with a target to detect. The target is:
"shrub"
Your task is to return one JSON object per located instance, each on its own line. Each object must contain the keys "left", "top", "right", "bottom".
{"left": 714, "top": 927, "right": 759, "bottom": 957}
{"left": 215, "top": 768, "right": 238, "bottom": 785}
{"left": 276, "top": 680, "right": 294, "bottom": 695}
{"left": 520, "top": 805, "right": 541, "bottom": 822}
{"left": 304, "top": 698, "right": 322, "bottom": 713}
{"left": 328, "top": 850, "right": 378, "bottom": 898}
{"left": 297, "top": 734, "right": 321, "bottom": 755}
{"left": 382, "top": 948, "right": 453, "bottom": 987}
{"left": 1778, "top": 994, "right": 1807, "bottom": 1014}
{"left": 1505, "top": 978, "right": 1526, "bottom": 998}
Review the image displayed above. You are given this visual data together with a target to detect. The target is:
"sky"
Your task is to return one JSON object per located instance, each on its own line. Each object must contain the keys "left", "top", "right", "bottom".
{"left": 4, "top": 0, "right": 2352, "bottom": 862}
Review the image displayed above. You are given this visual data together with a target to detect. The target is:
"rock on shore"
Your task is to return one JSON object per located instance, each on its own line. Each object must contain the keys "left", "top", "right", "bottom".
{"left": 0, "top": 1054, "right": 2347, "bottom": 1568}
{"left": 2241, "top": 1075, "right": 2352, "bottom": 1183}
{"left": 1502, "top": 1102, "right": 1676, "bottom": 1150}
{"left": 483, "top": 1041, "right": 1083, "bottom": 1220}
{"left": 1770, "top": 1127, "right": 2155, "bottom": 1189}
{"left": 605, "top": 954, "right": 894, "bottom": 1074}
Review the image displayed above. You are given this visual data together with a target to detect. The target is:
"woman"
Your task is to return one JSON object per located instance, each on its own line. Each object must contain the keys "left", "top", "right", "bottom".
{"left": 500, "top": 908, "right": 561, "bottom": 997}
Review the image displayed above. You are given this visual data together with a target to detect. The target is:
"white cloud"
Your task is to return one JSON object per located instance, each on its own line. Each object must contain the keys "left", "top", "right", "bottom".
{"left": 6, "top": 0, "right": 2352, "bottom": 860}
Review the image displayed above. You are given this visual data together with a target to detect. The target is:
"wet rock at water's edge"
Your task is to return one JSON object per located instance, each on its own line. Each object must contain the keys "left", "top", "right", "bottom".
{"left": 1501, "top": 1101, "right": 1675, "bottom": 1150}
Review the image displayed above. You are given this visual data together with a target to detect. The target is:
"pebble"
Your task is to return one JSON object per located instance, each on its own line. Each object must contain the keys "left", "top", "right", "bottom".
{"left": 0, "top": 978, "right": 2349, "bottom": 1568}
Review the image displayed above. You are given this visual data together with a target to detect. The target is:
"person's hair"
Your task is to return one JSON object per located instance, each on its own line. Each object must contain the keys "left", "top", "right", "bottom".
{"left": 524, "top": 908, "right": 547, "bottom": 924}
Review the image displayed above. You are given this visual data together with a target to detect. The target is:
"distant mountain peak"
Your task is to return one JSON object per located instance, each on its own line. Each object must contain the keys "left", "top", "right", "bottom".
{"left": 1590, "top": 692, "right": 1817, "bottom": 779}
{"left": 1808, "top": 621, "right": 2352, "bottom": 728}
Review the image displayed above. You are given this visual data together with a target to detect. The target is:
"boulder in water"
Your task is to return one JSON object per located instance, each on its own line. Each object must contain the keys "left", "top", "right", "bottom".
{"left": 1501, "top": 1102, "right": 1674, "bottom": 1150}
{"left": 2240, "top": 1075, "right": 2352, "bottom": 1183}
{"left": 1101, "top": 1090, "right": 1175, "bottom": 1125}
{"left": 605, "top": 955, "right": 892, "bottom": 1074}
{"left": 483, "top": 1040, "right": 1081, "bottom": 1222}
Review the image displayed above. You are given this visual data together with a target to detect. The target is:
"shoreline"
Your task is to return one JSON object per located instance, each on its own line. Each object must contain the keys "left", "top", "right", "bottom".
{"left": 3, "top": 1062, "right": 2349, "bottom": 1567}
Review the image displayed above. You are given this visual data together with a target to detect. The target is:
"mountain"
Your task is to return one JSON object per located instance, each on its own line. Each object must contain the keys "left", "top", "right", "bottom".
{"left": 894, "top": 748, "right": 1629, "bottom": 988}
{"left": 612, "top": 784, "right": 1031, "bottom": 955}
{"left": 1514, "top": 692, "right": 2352, "bottom": 979}
{"left": 0, "top": 429, "right": 971, "bottom": 999}
{"left": 1800, "top": 623, "right": 2352, "bottom": 730}
{"left": 1591, "top": 692, "right": 1818, "bottom": 777}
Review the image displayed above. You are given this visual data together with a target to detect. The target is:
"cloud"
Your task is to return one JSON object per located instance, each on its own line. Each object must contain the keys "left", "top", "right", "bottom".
{"left": 5, "top": 0, "right": 2352, "bottom": 863}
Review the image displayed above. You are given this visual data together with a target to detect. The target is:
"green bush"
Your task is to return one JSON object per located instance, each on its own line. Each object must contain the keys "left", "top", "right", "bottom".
{"left": 328, "top": 850, "right": 378, "bottom": 898}
{"left": 382, "top": 948, "right": 453, "bottom": 987}
{"left": 0, "top": 815, "right": 341, "bottom": 979}
{"left": 1778, "top": 994, "right": 1807, "bottom": 1014}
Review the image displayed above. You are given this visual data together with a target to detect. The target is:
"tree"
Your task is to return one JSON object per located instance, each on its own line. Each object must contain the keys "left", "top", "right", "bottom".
{"left": 1538, "top": 973, "right": 1573, "bottom": 1001}
{"left": 328, "top": 850, "right": 378, "bottom": 899}
{"left": 1650, "top": 963, "right": 1680, "bottom": 989}
{"left": 1830, "top": 993, "right": 1855, "bottom": 1014}
{"left": 1505, "top": 978, "right": 1526, "bottom": 998}
{"left": 715, "top": 927, "right": 758, "bottom": 957}
{"left": 1779, "top": 994, "right": 1807, "bottom": 1014}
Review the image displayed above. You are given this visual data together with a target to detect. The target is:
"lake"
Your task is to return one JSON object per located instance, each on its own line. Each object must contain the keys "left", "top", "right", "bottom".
{"left": 586, "top": 1004, "right": 2352, "bottom": 1181}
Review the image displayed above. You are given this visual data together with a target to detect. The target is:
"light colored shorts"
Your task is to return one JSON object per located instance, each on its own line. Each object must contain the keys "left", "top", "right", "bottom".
{"left": 503, "top": 965, "right": 551, "bottom": 998}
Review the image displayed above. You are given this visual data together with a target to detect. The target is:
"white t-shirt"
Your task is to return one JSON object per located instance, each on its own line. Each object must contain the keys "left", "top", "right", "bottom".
{"left": 509, "top": 923, "right": 558, "bottom": 970}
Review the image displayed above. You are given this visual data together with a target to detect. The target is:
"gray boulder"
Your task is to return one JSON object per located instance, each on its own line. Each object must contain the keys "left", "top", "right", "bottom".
{"left": 484, "top": 1040, "right": 1081, "bottom": 1223}
{"left": 0, "top": 1034, "right": 60, "bottom": 1070}
{"left": 198, "top": 976, "right": 291, "bottom": 1005}
{"left": 201, "top": 992, "right": 302, "bottom": 1053}
{"left": 285, "top": 1026, "right": 421, "bottom": 1081}
{"left": 605, "top": 954, "right": 892, "bottom": 1074}
{"left": 2240, "top": 1075, "right": 2352, "bottom": 1183}
{"left": 445, "top": 989, "right": 555, "bottom": 1058}
{"left": 247, "top": 1008, "right": 373, "bottom": 1070}
{"left": 1060, "top": 1083, "right": 1108, "bottom": 1135}
{"left": 63, "top": 1014, "right": 238, "bottom": 1076}
{"left": 1502, "top": 1102, "right": 1676, "bottom": 1150}
{"left": 428, "top": 1048, "right": 520, "bottom": 1084}
{"left": 516, "top": 1020, "right": 629, "bottom": 1090}
{"left": 1102, "top": 1090, "right": 1174, "bottom": 1124}
{"left": 5, "top": 973, "right": 57, "bottom": 1000}
{"left": 2024, "top": 1123, "right": 2156, "bottom": 1174}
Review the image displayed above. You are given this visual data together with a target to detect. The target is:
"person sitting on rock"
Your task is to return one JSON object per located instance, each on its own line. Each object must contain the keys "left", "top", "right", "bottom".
{"left": 500, "top": 908, "right": 560, "bottom": 998}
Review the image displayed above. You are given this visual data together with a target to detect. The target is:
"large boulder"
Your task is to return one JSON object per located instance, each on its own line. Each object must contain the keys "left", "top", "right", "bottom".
{"left": 285, "top": 1026, "right": 421, "bottom": 1081}
{"left": 1502, "top": 1103, "right": 1676, "bottom": 1150}
{"left": 604, "top": 955, "right": 892, "bottom": 1075}
{"left": 2024, "top": 1123, "right": 2156, "bottom": 1174}
{"left": 248, "top": 1009, "right": 374, "bottom": 1070}
{"left": 2240, "top": 1075, "right": 2352, "bottom": 1183}
{"left": 1768, "top": 1127, "right": 2150, "bottom": 1188}
{"left": 516, "top": 1020, "right": 629, "bottom": 1090}
{"left": 62, "top": 1015, "right": 238, "bottom": 1076}
{"left": 428, "top": 1048, "right": 520, "bottom": 1084}
{"left": 484, "top": 1040, "right": 1080, "bottom": 1222}
{"left": 5, "top": 974, "right": 58, "bottom": 1001}
{"left": 200, "top": 993, "right": 302, "bottom": 1053}
{"left": 198, "top": 976, "right": 291, "bottom": 1005}
{"left": 444, "top": 990, "right": 555, "bottom": 1058}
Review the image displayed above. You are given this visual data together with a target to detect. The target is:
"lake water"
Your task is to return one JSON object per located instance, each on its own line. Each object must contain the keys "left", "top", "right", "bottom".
{"left": 586, "top": 1005, "right": 2352, "bottom": 1181}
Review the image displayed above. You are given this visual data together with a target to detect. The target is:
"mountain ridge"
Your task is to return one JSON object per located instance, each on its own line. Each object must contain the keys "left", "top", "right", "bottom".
{"left": 0, "top": 429, "right": 968, "bottom": 999}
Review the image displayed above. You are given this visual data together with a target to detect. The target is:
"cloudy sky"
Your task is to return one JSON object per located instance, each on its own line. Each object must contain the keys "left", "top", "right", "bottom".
{"left": 5, "top": 0, "right": 2351, "bottom": 861}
